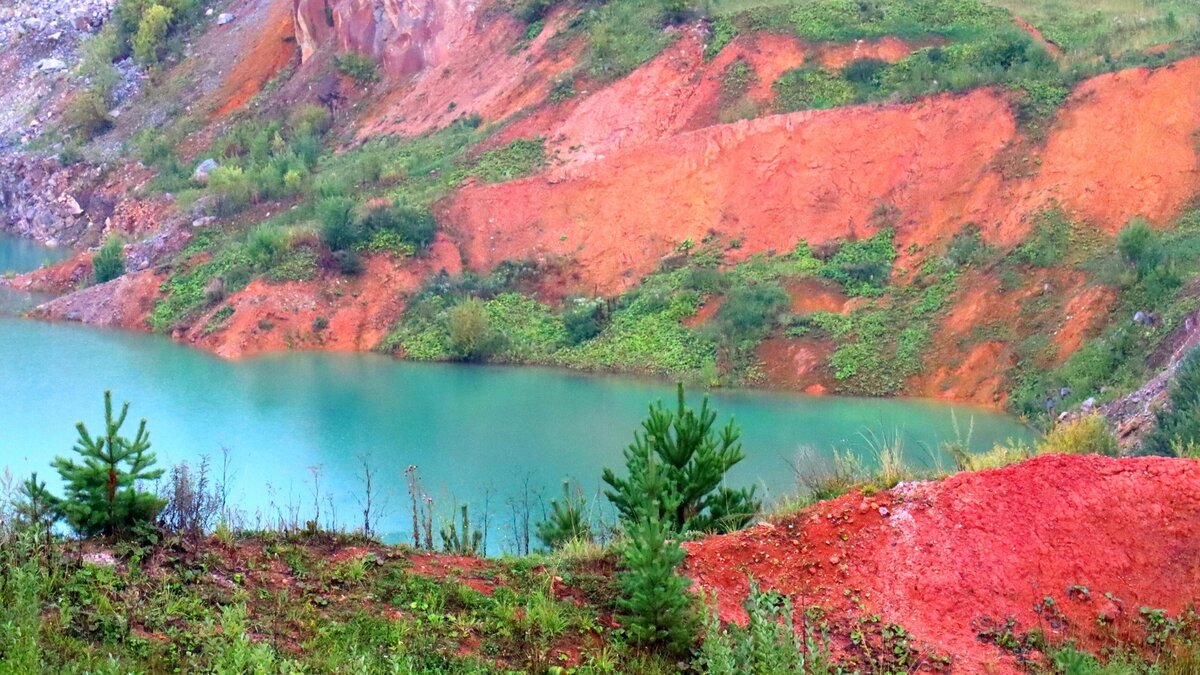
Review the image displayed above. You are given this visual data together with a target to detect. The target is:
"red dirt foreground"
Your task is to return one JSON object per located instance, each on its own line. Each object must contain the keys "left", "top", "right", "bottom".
{"left": 683, "top": 454, "right": 1200, "bottom": 673}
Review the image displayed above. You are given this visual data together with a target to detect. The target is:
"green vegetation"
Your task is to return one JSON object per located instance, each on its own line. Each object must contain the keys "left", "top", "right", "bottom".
{"left": 602, "top": 384, "right": 758, "bottom": 654}
{"left": 334, "top": 52, "right": 381, "bottom": 86}
{"left": 773, "top": 67, "right": 857, "bottom": 111}
{"left": 472, "top": 138, "right": 547, "bottom": 183}
{"left": 4, "top": 386, "right": 1200, "bottom": 672}
{"left": 51, "top": 391, "right": 165, "bottom": 537}
{"left": 1141, "top": 350, "right": 1200, "bottom": 457}
{"left": 602, "top": 384, "right": 761, "bottom": 534}
{"left": 1008, "top": 210, "right": 1200, "bottom": 423}
{"left": 536, "top": 481, "right": 593, "bottom": 550}
{"left": 91, "top": 236, "right": 125, "bottom": 284}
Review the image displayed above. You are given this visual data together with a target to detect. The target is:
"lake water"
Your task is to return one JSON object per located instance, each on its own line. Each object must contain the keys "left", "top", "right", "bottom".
{"left": 0, "top": 232, "right": 69, "bottom": 314}
{"left": 0, "top": 235, "right": 1033, "bottom": 552}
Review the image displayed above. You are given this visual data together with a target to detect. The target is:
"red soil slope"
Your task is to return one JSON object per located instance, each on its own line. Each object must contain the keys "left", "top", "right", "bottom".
{"left": 446, "top": 56, "right": 1200, "bottom": 296}
{"left": 684, "top": 454, "right": 1200, "bottom": 673}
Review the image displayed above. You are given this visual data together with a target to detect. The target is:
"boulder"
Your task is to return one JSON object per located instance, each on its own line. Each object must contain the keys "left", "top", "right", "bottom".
{"left": 192, "top": 158, "right": 219, "bottom": 185}
{"left": 216, "top": 12, "right": 235, "bottom": 25}
{"left": 35, "top": 58, "right": 67, "bottom": 72}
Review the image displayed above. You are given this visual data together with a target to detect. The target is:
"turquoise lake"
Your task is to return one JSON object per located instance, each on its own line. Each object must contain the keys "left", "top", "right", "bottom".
{"left": 0, "top": 235, "right": 1033, "bottom": 552}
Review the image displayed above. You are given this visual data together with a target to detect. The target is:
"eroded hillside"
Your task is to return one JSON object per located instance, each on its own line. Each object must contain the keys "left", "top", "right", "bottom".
{"left": 3, "top": 0, "right": 1200, "bottom": 428}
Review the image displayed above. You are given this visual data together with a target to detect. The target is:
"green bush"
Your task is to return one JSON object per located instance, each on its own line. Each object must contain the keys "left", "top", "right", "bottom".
{"left": 535, "top": 481, "right": 592, "bottom": 550}
{"left": 943, "top": 222, "right": 993, "bottom": 268}
{"left": 317, "top": 197, "right": 358, "bottom": 251}
{"left": 562, "top": 298, "right": 607, "bottom": 345}
{"left": 711, "top": 282, "right": 789, "bottom": 345}
{"left": 818, "top": 228, "right": 897, "bottom": 295}
{"left": 1118, "top": 219, "right": 1167, "bottom": 280}
{"left": 132, "top": 4, "right": 173, "bottom": 65}
{"left": 357, "top": 203, "right": 437, "bottom": 251}
{"left": 448, "top": 299, "right": 503, "bottom": 361}
{"left": 64, "top": 90, "right": 113, "bottom": 139}
{"left": 334, "top": 52, "right": 380, "bottom": 86}
{"left": 92, "top": 236, "right": 126, "bottom": 284}
{"left": 697, "top": 580, "right": 831, "bottom": 674}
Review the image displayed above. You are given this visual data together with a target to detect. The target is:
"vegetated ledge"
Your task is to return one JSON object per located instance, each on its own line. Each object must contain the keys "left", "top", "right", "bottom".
{"left": 685, "top": 453, "right": 1200, "bottom": 674}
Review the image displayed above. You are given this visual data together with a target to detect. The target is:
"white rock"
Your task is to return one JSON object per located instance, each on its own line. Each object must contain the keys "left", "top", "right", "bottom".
{"left": 216, "top": 12, "right": 234, "bottom": 25}
{"left": 35, "top": 58, "right": 67, "bottom": 72}
{"left": 192, "top": 157, "right": 219, "bottom": 184}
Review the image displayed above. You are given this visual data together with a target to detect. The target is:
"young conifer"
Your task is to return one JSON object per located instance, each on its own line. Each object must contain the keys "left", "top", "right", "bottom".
{"left": 52, "top": 391, "right": 165, "bottom": 537}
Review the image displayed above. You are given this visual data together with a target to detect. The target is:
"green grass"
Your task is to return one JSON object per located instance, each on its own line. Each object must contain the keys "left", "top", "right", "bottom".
{"left": 987, "top": 0, "right": 1200, "bottom": 57}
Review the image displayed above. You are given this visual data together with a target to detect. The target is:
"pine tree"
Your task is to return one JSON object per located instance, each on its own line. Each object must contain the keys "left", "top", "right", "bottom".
{"left": 603, "top": 383, "right": 760, "bottom": 534}
{"left": 14, "top": 473, "right": 58, "bottom": 531}
{"left": 615, "top": 458, "right": 697, "bottom": 654}
{"left": 52, "top": 391, "right": 165, "bottom": 537}
{"left": 536, "top": 480, "right": 592, "bottom": 550}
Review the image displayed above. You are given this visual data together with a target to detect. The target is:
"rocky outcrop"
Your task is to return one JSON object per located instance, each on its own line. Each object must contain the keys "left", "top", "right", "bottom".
{"left": 0, "top": 153, "right": 113, "bottom": 247}
{"left": 293, "top": 0, "right": 473, "bottom": 78}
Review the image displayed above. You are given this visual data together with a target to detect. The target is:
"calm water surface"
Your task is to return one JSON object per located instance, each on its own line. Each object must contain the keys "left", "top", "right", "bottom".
{"left": 0, "top": 236, "right": 1033, "bottom": 552}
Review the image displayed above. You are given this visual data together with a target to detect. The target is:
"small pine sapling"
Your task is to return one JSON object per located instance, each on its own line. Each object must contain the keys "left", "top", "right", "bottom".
{"left": 52, "top": 391, "right": 165, "bottom": 538}
{"left": 536, "top": 480, "right": 592, "bottom": 550}
{"left": 603, "top": 383, "right": 760, "bottom": 535}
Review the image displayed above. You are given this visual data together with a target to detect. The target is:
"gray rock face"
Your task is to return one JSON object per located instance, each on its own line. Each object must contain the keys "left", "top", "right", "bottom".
{"left": 0, "top": 153, "right": 104, "bottom": 246}
{"left": 192, "top": 158, "right": 219, "bottom": 184}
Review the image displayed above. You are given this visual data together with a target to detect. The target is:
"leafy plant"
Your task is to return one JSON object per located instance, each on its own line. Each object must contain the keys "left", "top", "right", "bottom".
{"left": 334, "top": 52, "right": 380, "bottom": 86}
{"left": 92, "top": 236, "right": 126, "bottom": 284}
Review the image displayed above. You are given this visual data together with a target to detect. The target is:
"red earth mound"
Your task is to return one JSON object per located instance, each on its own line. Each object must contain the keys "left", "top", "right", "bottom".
{"left": 684, "top": 454, "right": 1200, "bottom": 673}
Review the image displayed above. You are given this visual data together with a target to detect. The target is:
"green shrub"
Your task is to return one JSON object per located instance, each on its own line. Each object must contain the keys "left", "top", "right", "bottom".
{"left": 64, "top": 90, "right": 113, "bottom": 138}
{"left": 358, "top": 203, "right": 437, "bottom": 251}
{"left": 317, "top": 197, "right": 358, "bottom": 251}
{"left": 92, "top": 236, "right": 126, "bottom": 284}
{"left": 842, "top": 57, "right": 887, "bottom": 85}
{"left": 562, "top": 298, "right": 607, "bottom": 345}
{"left": 697, "top": 580, "right": 830, "bottom": 674}
{"left": 711, "top": 282, "right": 789, "bottom": 345}
{"left": 818, "top": 228, "right": 897, "bottom": 295}
{"left": 1118, "top": 219, "right": 1167, "bottom": 281}
{"left": 132, "top": 4, "right": 173, "bottom": 65}
{"left": 773, "top": 67, "right": 856, "bottom": 111}
{"left": 536, "top": 481, "right": 593, "bottom": 550}
{"left": 334, "top": 52, "right": 380, "bottom": 86}
{"left": 943, "top": 222, "right": 993, "bottom": 268}
{"left": 1038, "top": 415, "right": 1118, "bottom": 457}
{"left": 448, "top": 299, "right": 502, "bottom": 361}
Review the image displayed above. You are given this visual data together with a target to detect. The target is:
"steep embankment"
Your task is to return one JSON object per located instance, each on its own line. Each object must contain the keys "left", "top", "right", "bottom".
{"left": 685, "top": 454, "right": 1200, "bottom": 673}
{"left": 6, "top": 0, "right": 1200, "bottom": 409}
